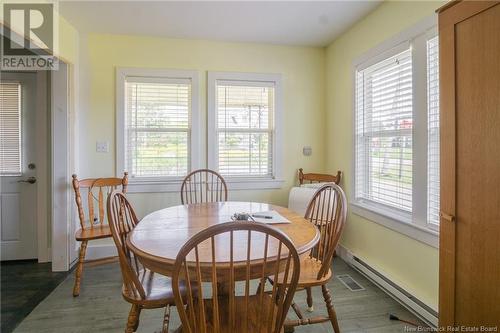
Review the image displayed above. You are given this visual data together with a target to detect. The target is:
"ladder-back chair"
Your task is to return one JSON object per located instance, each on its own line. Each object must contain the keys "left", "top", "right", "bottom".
{"left": 171, "top": 221, "right": 301, "bottom": 333}
{"left": 273, "top": 184, "right": 347, "bottom": 333}
{"left": 180, "top": 169, "right": 228, "bottom": 205}
{"left": 298, "top": 168, "right": 342, "bottom": 185}
{"left": 71, "top": 173, "right": 128, "bottom": 297}
{"left": 108, "top": 190, "right": 180, "bottom": 333}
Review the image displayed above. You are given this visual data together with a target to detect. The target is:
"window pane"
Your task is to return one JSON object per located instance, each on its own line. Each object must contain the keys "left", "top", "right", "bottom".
{"left": 218, "top": 132, "right": 271, "bottom": 176}
{"left": 355, "top": 49, "right": 413, "bottom": 212}
{"left": 0, "top": 83, "right": 21, "bottom": 175}
{"left": 216, "top": 83, "right": 274, "bottom": 177}
{"left": 128, "top": 131, "right": 188, "bottom": 177}
{"left": 217, "top": 85, "right": 271, "bottom": 130}
{"left": 369, "top": 135, "right": 413, "bottom": 211}
{"left": 427, "top": 36, "right": 440, "bottom": 226}
{"left": 125, "top": 80, "right": 190, "bottom": 177}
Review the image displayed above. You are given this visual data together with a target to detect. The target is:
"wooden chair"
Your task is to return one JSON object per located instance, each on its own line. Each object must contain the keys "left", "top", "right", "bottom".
{"left": 298, "top": 168, "right": 342, "bottom": 185}
{"left": 71, "top": 173, "right": 128, "bottom": 297}
{"left": 107, "top": 190, "right": 178, "bottom": 333}
{"left": 180, "top": 169, "right": 228, "bottom": 205}
{"left": 171, "top": 221, "right": 301, "bottom": 333}
{"left": 273, "top": 184, "right": 347, "bottom": 333}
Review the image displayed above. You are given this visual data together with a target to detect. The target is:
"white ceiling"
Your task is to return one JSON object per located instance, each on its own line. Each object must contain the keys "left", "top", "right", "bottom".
{"left": 60, "top": 1, "right": 381, "bottom": 47}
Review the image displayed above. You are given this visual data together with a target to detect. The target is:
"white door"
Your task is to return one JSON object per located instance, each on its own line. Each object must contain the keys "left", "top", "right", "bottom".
{"left": 1, "top": 72, "right": 38, "bottom": 260}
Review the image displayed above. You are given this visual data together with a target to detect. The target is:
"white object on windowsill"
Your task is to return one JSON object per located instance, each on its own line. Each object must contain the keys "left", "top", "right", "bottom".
{"left": 288, "top": 187, "right": 317, "bottom": 216}
{"left": 251, "top": 211, "right": 291, "bottom": 224}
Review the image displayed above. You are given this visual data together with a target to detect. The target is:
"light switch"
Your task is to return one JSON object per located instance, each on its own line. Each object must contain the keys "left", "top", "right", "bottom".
{"left": 303, "top": 146, "right": 312, "bottom": 156}
{"left": 96, "top": 141, "right": 109, "bottom": 153}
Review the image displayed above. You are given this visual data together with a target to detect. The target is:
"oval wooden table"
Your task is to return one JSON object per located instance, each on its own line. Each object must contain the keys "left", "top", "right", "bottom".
{"left": 127, "top": 201, "right": 320, "bottom": 279}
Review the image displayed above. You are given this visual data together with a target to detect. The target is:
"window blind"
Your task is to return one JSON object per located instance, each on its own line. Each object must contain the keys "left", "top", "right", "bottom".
{"left": 125, "top": 78, "right": 191, "bottom": 178}
{"left": 427, "top": 36, "right": 440, "bottom": 226}
{"left": 216, "top": 83, "right": 274, "bottom": 177}
{"left": 0, "top": 83, "right": 21, "bottom": 175}
{"left": 355, "top": 49, "right": 413, "bottom": 212}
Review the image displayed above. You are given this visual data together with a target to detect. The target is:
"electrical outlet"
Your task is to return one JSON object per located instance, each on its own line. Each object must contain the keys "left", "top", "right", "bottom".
{"left": 96, "top": 141, "right": 109, "bottom": 153}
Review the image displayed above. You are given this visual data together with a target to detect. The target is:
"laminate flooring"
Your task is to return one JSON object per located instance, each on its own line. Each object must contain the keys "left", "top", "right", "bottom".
{"left": 11, "top": 258, "right": 425, "bottom": 332}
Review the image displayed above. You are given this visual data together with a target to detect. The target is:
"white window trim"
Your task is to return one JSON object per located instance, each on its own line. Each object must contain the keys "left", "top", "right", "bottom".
{"left": 351, "top": 16, "right": 439, "bottom": 248}
{"left": 207, "top": 71, "right": 284, "bottom": 190}
{"left": 116, "top": 67, "right": 201, "bottom": 193}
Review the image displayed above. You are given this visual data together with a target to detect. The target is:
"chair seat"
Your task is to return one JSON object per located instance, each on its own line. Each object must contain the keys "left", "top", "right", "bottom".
{"left": 122, "top": 270, "right": 177, "bottom": 308}
{"left": 182, "top": 294, "right": 284, "bottom": 333}
{"left": 75, "top": 225, "right": 112, "bottom": 241}
{"left": 273, "top": 257, "right": 332, "bottom": 287}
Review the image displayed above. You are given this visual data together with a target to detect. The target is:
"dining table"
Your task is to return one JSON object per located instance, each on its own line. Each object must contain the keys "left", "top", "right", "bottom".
{"left": 127, "top": 201, "right": 320, "bottom": 280}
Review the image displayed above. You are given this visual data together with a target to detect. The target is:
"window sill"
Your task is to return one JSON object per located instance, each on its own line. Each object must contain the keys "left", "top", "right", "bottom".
{"left": 124, "top": 177, "right": 285, "bottom": 193}
{"left": 126, "top": 179, "right": 183, "bottom": 193}
{"left": 350, "top": 201, "right": 439, "bottom": 248}
{"left": 224, "top": 178, "right": 285, "bottom": 190}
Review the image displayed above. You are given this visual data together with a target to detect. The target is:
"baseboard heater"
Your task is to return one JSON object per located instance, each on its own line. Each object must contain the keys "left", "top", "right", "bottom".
{"left": 349, "top": 255, "right": 438, "bottom": 328}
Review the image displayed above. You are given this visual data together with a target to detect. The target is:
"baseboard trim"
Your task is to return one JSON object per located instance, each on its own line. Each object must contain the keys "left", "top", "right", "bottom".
{"left": 336, "top": 245, "right": 438, "bottom": 328}
{"left": 68, "top": 244, "right": 117, "bottom": 270}
{"left": 85, "top": 244, "right": 117, "bottom": 261}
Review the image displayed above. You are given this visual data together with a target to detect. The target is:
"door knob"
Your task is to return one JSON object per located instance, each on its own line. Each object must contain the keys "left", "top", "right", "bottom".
{"left": 17, "top": 176, "right": 37, "bottom": 184}
{"left": 439, "top": 211, "right": 455, "bottom": 223}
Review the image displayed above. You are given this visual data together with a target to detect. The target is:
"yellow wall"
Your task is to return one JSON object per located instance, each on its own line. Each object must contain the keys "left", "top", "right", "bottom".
{"left": 325, "top": 1, "right": 444, "bottom": 309}
{"left": 80, "top": 34, "right": 326, "bottom": 217}
{"left": 58, "top": 16, "right": 78, "bottom": 64}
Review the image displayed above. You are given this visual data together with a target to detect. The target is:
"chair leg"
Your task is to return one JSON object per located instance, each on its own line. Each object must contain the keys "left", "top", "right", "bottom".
{"left": 321, "top": 285, "right": 340, "bottom": 333}
{"left": 256, "top": 281, "right": 263, "bottom": 295}
{"left": 306, "top": 287, "right": 314, "bottom": 312}
{"left": 72, "top": 240, "right": 88, "bottom": 297}
{"left": 162, "top": 305, "right": 171, "bottom": 333}
{"left": 126, "top": 304, "right": 141, "bottom": 333}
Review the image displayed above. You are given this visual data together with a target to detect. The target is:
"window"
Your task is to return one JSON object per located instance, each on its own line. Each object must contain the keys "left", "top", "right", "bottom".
{"left": 355, "top": 48, "right": 413, "bottom": 214}
{"left": 208, "top": 72, "right": 283, "bottom": 189}
{"left": 353, "top": 18, "right": 439, "bottom": 246}
{"left": 426, "top": 36, "right": 440, "bottom": 229}
{"left": 0, "top": 82, "right": 21, "bottom": 175}
{"left": 116, "top": 68, "right": 200, "bottom": 191}
{"left": 125, "top": 79, "right": 190, "bottom": 177}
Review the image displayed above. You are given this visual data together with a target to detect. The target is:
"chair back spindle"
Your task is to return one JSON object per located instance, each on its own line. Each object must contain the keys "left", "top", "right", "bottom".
{"left": 180, "top": 169, "right": 228, "bottom": 205}
{"left": 172, "top": 221, "right": 300, "bottom": 333}
{"left": 72, "top": 173, "right": 128, "bottom": 229}
{"left": 107, "top": 190, "right": 148, "bottom": 300}
{"left": 304, "top": 184, "right": 347, "bottom": 280}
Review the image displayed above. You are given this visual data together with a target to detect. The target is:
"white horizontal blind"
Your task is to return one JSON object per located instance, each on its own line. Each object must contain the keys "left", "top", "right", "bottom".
{"left": 427, "top": 36, "right": 440, "bottom": 226}
{"left": 216, "top": 82, "right": 274, "bottom": 177}
{"left": 355, "top": 49, "right": 413, "bottom": 212}
{"left": 0, "top": 83, "right": 22, "bottom": 175}
{"left": 125, "top": 78, "right": 191, "bottom": 178}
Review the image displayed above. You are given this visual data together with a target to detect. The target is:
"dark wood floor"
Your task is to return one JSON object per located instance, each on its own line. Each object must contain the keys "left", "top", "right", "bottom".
{"left": 10, "top": 258, "right": 424, "bottom": 332}
{"left": 1, "top": 260, "right": 69, "bottom": 333}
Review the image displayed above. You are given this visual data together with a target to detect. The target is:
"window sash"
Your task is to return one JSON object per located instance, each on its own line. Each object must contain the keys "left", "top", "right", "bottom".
{"left": 215, "top": 82, "right": 275, "bottom": 178}
{"left": 355, "top": 48, "right": 414, "bottom": 213}
{"left": 426, "top": 35, "right": 440, "bottom": 228}
{"left": 124, "top": 79, "right": 191, "bottom": 178}
{"left": 0, "top": 82, "right": 22, "bottom": 176}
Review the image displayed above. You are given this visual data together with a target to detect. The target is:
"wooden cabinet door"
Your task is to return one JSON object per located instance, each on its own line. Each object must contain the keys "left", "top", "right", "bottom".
{"left": 438, "top": 1, "right": 500, "bottom": 329}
